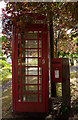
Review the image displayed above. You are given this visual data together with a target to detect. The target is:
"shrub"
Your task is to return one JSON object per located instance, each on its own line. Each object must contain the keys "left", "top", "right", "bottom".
{"left": 0, "top": 60, "right": 12, "bottom": 82}
{"left": 0, "top": 60, "right": 11, "bottom": 69}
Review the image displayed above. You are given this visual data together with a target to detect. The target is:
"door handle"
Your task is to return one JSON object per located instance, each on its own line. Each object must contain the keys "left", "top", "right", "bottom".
{"left": 42, "top": 59, "right": 45, "bottom": 64}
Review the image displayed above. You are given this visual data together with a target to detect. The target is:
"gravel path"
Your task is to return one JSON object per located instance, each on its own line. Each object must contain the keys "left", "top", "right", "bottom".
{"left": 70, "top": 66, "right": 78, "bottom": 72}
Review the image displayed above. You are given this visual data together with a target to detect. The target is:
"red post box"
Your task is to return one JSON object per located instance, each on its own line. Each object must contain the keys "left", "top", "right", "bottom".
{"left": 51, "top": 58, "right": 70, "bottom": 83}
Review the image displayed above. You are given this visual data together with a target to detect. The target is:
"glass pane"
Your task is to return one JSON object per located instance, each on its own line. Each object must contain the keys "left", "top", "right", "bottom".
{"left": 22, "top": 94, "right": 38, "bottom": 102}
{"left": 22, "top": 76, "right": 38, "bottom": 84}
{"left": 39, "top": 32, "right": 42, "bottom": 39}
{"left": 18, "top": 58, "right": 20, "bottom": 65}
{"left": 22, "top": 49, "right": 38, "bottom": 57}
{"left": 18, "top": 49, "right": 21, "bottom": 57}
{"left": 39, "top": 40, "right": 41, "bottom": 48}
{"left": 39, "top": 67, "right": 42, "bottom": 75}
{"left": 18, "top": 33, "right": 21, "bottom": 39}
{"left": 18, "top": 40, "right": 20, "bottom": 48}
{"left": 39, "top": 50, "right": 41, "bottom": 57}
{"left": 39, "top": 94, "right": 42, "bottom": 102}
{"left": 22, "top": 31, "right": 38, "bottom": 39}
{"left": 22, "top": 67, "right": 38, "bottom": 75}
{"left": 22, "top": 85, "right": 38, "bottom": 93}
{"left": 22, "top": 40, "right": 38, "bottom": 48}
{"left": 18, "top": 67, "right": 20, "bottom": 75}
{"left": 18, "top": 85, "right": 21, "bottom": 102}
{"left": 39, "top": 76, "right": 41, "bottom": 84}
{"left": 21, "top": 58, "right": 38, "bottom": 66}
{"left": 39, "top": 85, "right": 41, "bottom": 93}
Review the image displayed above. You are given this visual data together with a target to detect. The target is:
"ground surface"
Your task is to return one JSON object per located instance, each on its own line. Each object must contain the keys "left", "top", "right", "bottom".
{"left": 1, "top": 66, "right": 78, "bottom": 120}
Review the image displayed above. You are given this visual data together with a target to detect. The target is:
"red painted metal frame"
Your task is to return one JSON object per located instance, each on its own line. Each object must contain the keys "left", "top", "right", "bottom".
{"left": 12, "top": 22, "right": 16, "bottom": 111}
{"left": 12, "top": 23, "right": 49, "bottom": 113}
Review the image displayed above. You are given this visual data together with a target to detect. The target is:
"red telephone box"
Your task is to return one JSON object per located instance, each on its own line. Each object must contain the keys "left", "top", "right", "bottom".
{"left": 12, "top": 17, "right": 49, "bottom": 113}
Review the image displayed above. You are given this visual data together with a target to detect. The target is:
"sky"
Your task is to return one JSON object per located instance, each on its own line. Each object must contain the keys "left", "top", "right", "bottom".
{"left": 0, "top": 1, "right": 6, "bottom": 37}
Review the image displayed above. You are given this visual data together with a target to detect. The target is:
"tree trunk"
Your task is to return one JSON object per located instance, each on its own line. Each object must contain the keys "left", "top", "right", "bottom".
{"left": 49, "top": 16, "right": 56, "bottom": 97}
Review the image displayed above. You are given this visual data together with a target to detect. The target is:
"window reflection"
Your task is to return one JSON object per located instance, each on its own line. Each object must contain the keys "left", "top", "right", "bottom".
{"left": 22, "top": 76, "right": 38, "bottom": 84}
{"left": 18, "top": 67, "right": 20, "bottom": 75}
{"left": 22, "top": 85, "right": 38, "bottom": 93}
{"left": 22, "top": 94, "right": 38, "bottom": 102}
{"left": 18, "top": 40, "right": 20, "bottom": 48}
{"left": 39, "top": 40, "right": 41, "bottom": 48}
{"left": 39, "top": 67, "right": 42, "bottom": 75}
{"left": 17, "top": 30, "right": 42, "bottom": 103}
{"left": 22, "top": 31, "right": 38, "bottom": 39}
{"left": 22, "top": 40, "right": 38, "bottom": 48}
{"left": 22, "top": 58, "right": 38, "bottom": 66}
{"left": 22, "top": 49, "right": 38, "bottom": 57}
{"left": 39, "top": 32, "right": 42, "bottom": 39}
{"left": 22, "top": 67, "right": 38, "bottom": 75}
{"left": 39, "top": 50, "right": 41, "bottom": 57}
{"left": 18, "top": 33, "right": 21, "bottom": 39}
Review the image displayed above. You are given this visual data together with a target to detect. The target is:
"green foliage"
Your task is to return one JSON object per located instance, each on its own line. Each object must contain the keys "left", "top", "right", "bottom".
{"left": 60, "top": 106, "right": 69, "bottom": 116}
{"left": 2, "top": 2, "right": 78, "bottom": 57}
{"left": 0, "top": 36, "right": 8, "bottom": 43}
{"left": 1, "top": 68, "right": 11, "bottom": 80}
{"left": 0, "top": 60, "right": 12, "bottom": 83}
{"left": 0, "top": 60, "right": 11, "bottom": 69}
{"left": 76, "top": 48, "right": 78, "bottom": 54}
{"left": 57, "top": 50, "right": 78, "bottom": 58}
{"left": 0, "top": 50, "right": 3, "bottom": 56}
{"left": 57, "top": 51, "right": 67, "bottom": 57}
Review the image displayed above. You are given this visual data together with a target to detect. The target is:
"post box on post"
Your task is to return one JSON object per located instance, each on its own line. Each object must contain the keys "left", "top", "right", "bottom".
{"left": 51, "top": 58, "right": 70, "bottom": 108}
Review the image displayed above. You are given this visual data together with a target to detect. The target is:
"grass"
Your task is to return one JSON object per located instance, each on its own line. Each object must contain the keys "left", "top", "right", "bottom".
{"left": 2, "top": 74, "right": 12, "bottom": 84}
{"left": 1, "top": 68, "right": 78, "bottom": 118}
{"left": 0, "top": 59, "right": 12, "bottom": 85}
{"left": 0, "top": 70, "right": 12, "bottom": 85}
{"left": 70, "top": 71, "right": 78, "bottom": 100}
{"left": 70, "top": 71, "right": 78, "bottom": 79}
{"left": 2, "top": 87, "right": 12, "bottom": 118}
{"left": 0, "top": 73, "right": 12, "bottom": 85}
